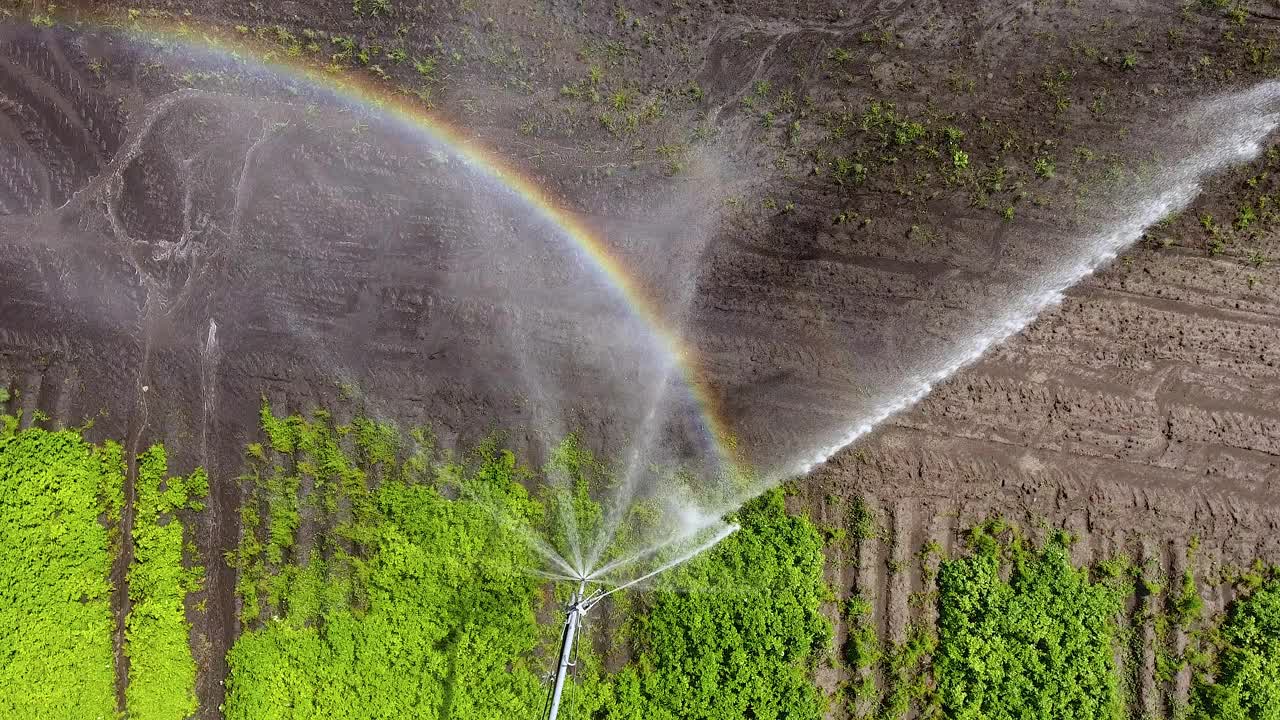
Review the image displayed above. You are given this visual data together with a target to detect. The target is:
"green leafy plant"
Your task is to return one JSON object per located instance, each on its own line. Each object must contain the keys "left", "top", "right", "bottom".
{"left": 1190, "top": 575, "right": 1280, "bottom": 719}
{"left": 844, "top": 594, "right": 882, "bottom": 714}
{"left": 934, "top": 524, "right": 1125, "bottom": 720}
{"left": 224, "top": 404, "right": 549, "bottom": 719}
{"left": 0, "top": 423, "right": 124, "bottom": 719}
{"left": 125, "top": 446, "right": 207, "bottom": 720}
{"left": 352, "top": 0, "right": 393, "bottom": 17}
{"left": 605, "top": 488, "right": 831, "bottom": 720}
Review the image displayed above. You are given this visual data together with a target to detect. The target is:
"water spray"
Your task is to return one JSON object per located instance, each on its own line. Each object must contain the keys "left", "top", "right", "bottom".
{"left": 540, "top": 521, "right": 739, "bottom": 720}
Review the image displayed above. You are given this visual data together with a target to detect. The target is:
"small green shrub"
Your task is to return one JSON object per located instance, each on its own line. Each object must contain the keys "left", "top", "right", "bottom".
{"left": 1190, "top": 576, "right": 1280, "bottom": 720}
{"left": 849, "top": 497, "right": 878, "bottom": 540}
{"left": 1236, "top": 204, "right": 1257, "bottom": 229}
{"left": 605, "top": 489, "right": 831, "bottom": 720}
{"left": 935, "top": 523, "right": 1125, "bottom": 720}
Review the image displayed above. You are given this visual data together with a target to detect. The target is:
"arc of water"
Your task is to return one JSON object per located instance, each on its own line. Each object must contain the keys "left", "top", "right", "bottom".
{"left": 581, "top": 362, "right": 676, "bottom": 575}
{"left": 589, "top": 524, "right": 739, "bottom": 588}
{"left": 93, "top": 19, "right": 743, "bottom": 583}
{"left": 587, "top": 509, "right": 729, "bottom": 583}
{"left": 776, "top": 82, "right": 1280, "bottom": 482}
{"left": 103, "top": 15, "right": 740, "bottom": 468}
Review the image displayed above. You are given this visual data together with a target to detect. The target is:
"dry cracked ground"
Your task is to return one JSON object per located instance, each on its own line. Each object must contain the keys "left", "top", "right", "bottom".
{"left": 1, "top": 0, "right": 1279, "bottom": 717}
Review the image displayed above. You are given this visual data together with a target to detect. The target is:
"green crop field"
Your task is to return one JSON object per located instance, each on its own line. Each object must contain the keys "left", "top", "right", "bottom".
{"left": 223, "top": 407, "right": 547, "bottom": 719}
{"left": 126, "top": 446, "right": 207, "bottom": 720}
{"left": 223, "top": 404, "right": 832, "bottom": 720}
{"left": 0, "top": 417, "right": 204, "bottom": 720}
{"left": 2, "top": 405, "right": 1279, "bottom": 720}
{"left": 0, "top": 422, "right": 122, "bottom": 719}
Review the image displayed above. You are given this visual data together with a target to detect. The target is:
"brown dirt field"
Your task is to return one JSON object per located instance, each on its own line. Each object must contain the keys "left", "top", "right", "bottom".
{"left": 1, "top": 1, "right": 1280, "bottom": 717}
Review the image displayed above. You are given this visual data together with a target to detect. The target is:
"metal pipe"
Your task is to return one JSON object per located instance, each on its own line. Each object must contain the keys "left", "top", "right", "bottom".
{"left": 546, "top": 580, "right": 586, "bottom": 720}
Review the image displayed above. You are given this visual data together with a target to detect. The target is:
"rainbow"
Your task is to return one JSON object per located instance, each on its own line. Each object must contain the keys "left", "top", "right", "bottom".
{"left": 64, "top": 10, "right": 741, "bottom": 472}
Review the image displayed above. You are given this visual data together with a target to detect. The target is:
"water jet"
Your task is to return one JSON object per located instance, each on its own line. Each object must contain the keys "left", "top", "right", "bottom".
{"left": 541, "top": 518, "right": 740, "bottom": 720}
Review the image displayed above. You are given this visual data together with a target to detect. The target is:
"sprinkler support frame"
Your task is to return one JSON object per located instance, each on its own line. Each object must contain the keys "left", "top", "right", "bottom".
{"left": 543, "top": 578, "right": 622, "bottom": 720}
{"left": 541, "top": 526, "right": 742, "bottom": 719}
{"left": 544, "top": 579, "right": 588, "bottom": 720}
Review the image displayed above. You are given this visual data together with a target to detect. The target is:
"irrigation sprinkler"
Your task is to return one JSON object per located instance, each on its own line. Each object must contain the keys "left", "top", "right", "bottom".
{"left": 541, "top": 569, "right": 669, "bottom": 720}
{"left": 542, "top": 580, "right": 591, "bottom": 720}
{"left": 539, "top": 524, "right": 742, "bottom": 719}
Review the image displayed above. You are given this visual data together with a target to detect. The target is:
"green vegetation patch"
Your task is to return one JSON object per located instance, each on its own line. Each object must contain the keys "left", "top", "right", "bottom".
{"left": 935, "top": 523, "right": 1125, "bottom": 720}
{"left": 125, "top": 446, "right": 207, "bottom": 720}
{"left": 224, "top": 404, "right": 547, "bottom": 720}
{"left": 843, "top": 594, "right": 881, "bottom": 711}
{"left": 1190, "top": 575, "right": 1280, "bottom": 720}
{"left": 225, "top": 404, "right": 834, "bottom": 720}
{"left": 0, "top": 423, "right": 124, "bottom": 719}
{"left": 607, "top": 488, "right": 831, "bottom": 720}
